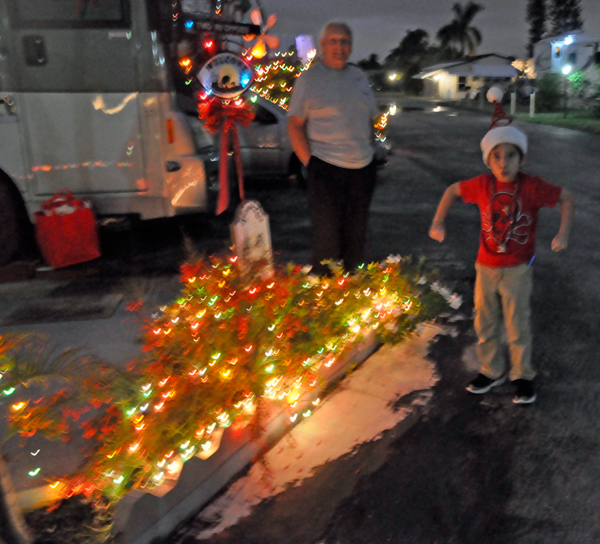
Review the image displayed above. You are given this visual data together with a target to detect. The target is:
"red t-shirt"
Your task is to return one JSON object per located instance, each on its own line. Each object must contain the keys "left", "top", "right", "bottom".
{"left": 460, "top": 173, "right": 562, "bottom": 268}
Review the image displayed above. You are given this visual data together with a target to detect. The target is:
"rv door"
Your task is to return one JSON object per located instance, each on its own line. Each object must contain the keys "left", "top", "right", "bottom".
{"left": 4, "top": 0, "right": 146, "bottom": 198}
{"left": 0, "top": 2, "right": 28, "bottom": 192}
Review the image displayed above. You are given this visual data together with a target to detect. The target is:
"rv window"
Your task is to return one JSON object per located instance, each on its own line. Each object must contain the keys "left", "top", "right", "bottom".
{"left": 9, "top": 0, "right": 131, "bottom": 29}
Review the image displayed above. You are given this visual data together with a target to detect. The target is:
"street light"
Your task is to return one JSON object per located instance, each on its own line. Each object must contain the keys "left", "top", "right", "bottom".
{"left": 562, "top": 64, "right": 572, "bottom": 119}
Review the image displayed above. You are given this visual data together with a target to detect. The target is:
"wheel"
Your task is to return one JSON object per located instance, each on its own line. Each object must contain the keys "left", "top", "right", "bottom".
{"left": 0, "top": 176, "right": 34, "bottom": 266}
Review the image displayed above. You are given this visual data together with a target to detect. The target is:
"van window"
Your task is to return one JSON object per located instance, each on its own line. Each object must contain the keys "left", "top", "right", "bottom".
{"left": 252, "top": 104, "right": 278, "bottom": 125}
{"left": 9, "top": 0, "right": 131, "bottom": 29}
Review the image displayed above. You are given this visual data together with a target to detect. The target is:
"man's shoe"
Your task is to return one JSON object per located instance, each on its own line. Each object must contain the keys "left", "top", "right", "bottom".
{"left": 513, "top": 379, "right": 536, "bottom": 404}
{"left": 466, "top": 373, "right": 506, "bottom": 394}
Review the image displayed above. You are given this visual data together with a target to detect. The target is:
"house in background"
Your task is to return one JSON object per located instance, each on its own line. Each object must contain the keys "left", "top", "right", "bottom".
{"left": 415, "top": 54, "right": 521, "bottom": 100}
{"left": 533, "top": 31, "right": 599, "bottom": 77}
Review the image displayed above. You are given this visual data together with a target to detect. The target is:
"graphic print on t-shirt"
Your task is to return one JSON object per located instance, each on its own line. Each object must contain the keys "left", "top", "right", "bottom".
{"left": 482, "top": 190, "right": 531, "bottom": 253}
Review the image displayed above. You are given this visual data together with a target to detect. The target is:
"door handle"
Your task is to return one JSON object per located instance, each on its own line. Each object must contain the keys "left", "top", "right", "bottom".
{"left": 0, "top": 96, "right": 16, "bottom": 115}
{"left": 166, "top": 160, "right": 181, "bottom": 172}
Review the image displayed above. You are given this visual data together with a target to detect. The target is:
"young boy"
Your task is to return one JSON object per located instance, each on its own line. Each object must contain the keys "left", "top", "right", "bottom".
{"left": 429, "top": 124, "right": 575, "bottom": 404}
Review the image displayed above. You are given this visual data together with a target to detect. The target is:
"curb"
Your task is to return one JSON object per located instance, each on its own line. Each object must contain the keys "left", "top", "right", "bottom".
{"left": 111, "top": 335, "right": 382, "bottom": 544}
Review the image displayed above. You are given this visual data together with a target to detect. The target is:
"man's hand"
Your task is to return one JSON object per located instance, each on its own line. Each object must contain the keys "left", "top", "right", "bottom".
{"left": 287, "top": 116, "right": 311, "bottom": 167}
{"left": 551, "top": 231, "right": 569, "bottom": 252}
{"left": 429, "top": 222, "right": 446, "bottom": 243}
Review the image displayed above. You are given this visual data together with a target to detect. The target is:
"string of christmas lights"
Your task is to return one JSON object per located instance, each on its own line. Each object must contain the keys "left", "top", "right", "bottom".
{"left": 1, "top": 254, "right": 450, "bottom": 501}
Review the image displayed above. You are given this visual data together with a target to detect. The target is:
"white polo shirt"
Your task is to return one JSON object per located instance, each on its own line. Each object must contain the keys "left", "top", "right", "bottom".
{"left": 288, "top": 60, "right": 378, "bottom": 169}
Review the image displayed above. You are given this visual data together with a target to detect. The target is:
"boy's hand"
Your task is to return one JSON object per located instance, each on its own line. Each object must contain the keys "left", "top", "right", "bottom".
{"left": 429, "top": 222, "right": 446, "bottom": 243}
{"left": 551, "top": 232, "right": 569, "bottom": 252}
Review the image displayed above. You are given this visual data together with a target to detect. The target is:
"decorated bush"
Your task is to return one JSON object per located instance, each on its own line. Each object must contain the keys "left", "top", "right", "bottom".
{"left": 3, "top": 254, "right": 450, "bottom": 501}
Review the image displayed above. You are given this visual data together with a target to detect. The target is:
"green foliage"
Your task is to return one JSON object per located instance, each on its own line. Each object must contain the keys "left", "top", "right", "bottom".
{"left": 568, "top": 69, "right": 585, "bottom": 91}
{"left": 386, "top": 29, "right": 430, "bottom": 69}
{"left": 568, "top": 66, "right": 600, "bottom": 118}
{"left": 526, "top": 0, "right": 546, "bottom": 57}
{"left": 536, "top": 73, "right": 563, "bottom": 112}
{"left": 514, "top": 110, "right": 600, "bottom": 133}
{"left": 549, "top": 0, "right": 583, "bottom": 36}
{"left": 0, "top": 334, "right": 137, "bottom": 442}
{"left": 403, "top": 63, "right": 426, "bottom": 95}
{"left": 358, "top": 54, "right": 382, "bottom": 71}
{"left": 436, "top": 1, "right": 484, "bottom": 57}
{"left": 25, "top": 495, "right": 113, "bottom": 544}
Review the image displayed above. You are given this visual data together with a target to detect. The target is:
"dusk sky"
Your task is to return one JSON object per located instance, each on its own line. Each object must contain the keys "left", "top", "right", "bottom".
{"left": 260, "top": 0, "right": 600, "bottom": 62}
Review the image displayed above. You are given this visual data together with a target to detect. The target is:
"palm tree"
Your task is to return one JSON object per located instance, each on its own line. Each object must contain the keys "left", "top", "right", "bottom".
{"left": 437, "top": 1, "right": 485, "bottom": 57}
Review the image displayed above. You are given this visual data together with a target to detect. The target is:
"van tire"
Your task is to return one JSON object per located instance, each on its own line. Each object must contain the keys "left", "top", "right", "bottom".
{"left": 0, "top": 175, "right": 33, "bottom": 266}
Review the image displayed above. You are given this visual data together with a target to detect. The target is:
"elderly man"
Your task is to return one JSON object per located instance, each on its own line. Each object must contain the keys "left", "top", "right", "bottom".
{"left": 287, "top": 22, "right": 379, "bottom": 276}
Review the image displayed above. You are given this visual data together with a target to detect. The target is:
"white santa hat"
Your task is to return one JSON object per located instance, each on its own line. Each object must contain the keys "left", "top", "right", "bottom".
{"left": 480, "top": 87, "right": 528, "bottom": 166}
{"left": 481, "top": 126, "right": 528, "bottom": 166}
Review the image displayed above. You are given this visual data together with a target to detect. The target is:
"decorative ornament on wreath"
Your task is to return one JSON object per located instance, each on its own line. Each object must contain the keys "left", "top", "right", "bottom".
{"left": 197, "top": 53, "right": 255, "bottom": 215}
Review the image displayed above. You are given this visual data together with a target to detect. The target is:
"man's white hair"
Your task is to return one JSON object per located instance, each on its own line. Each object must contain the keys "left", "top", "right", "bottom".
{"left": 319, "top": 22, "right": 352, "bottom": 45}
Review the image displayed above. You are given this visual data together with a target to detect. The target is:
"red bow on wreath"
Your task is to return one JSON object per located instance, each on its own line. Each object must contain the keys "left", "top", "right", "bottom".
{"left": 199, "top": 98, "right": 255, "bottom": 215}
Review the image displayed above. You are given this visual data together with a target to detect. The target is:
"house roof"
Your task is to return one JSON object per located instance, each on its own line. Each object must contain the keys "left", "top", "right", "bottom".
{"left": 536, "top": 30, "right": 600, "bottom": 46}
{"left": 416, "top": 54, "right": 520, "bottom": 79}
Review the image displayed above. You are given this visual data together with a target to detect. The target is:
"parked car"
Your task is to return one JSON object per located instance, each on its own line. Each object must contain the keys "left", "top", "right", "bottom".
{"left": 184, "top": 95, "right": 390, "bottom": 185}
{"left": 240, "top": 97, "right": 391, "bottom": 179}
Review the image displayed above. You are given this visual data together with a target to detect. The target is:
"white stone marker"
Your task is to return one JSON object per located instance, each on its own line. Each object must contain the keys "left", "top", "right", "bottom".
{"left": 230, "top": 200, "right": 273, "bottom": 278}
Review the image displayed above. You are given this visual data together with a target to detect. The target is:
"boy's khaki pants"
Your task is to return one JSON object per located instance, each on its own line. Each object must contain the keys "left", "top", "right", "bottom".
{"left": 474, "top": 263, "right": 535, "bottom": 382}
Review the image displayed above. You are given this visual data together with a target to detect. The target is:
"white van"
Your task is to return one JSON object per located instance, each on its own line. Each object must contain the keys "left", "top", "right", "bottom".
{"left": 0, "top": 0, "right": 221, "bottom": 265}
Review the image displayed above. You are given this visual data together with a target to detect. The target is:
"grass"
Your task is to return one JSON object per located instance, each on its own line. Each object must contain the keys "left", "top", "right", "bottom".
{"left": 435, "top": 97, "right": 600, "bottom": 136}
{"left": 513, "top": 110, "right": 600, "bottom": 135}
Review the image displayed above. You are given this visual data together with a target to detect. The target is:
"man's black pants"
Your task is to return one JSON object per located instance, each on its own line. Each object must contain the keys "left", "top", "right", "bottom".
{"left": 306, "top": 156, "right": 376, "bottom": 276}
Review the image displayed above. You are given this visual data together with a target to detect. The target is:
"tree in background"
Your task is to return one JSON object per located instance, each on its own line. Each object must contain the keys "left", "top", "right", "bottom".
{"left": 549, "top": 0, "right": 583, "bottom": 36}
{"left": 384, "top": 29, "right": 430, "bottom": 94}
{"left": 386, "top": 29, "right": 430, "bottom": 67}
{"left": 357, "top": 27, "right": 463, "bottom": 95}
{"left": 357, "top": 53, "right": 382, "bottom": 71}
{"left": 536, "top": 73, "right": 562, "bottom": 111}
{"left": 357, "top": 54, "right": 386, "bottom": 91}
{"left": 436, "top": 1, "right": 484, "bottom": 57}
{"left": 526, "top": 0, "right": 547, "bottom": 57}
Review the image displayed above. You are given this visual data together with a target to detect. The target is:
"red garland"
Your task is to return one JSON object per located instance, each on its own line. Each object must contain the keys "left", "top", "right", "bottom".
{"left": 199, "top": 98, "right": 255, "bottom": 214}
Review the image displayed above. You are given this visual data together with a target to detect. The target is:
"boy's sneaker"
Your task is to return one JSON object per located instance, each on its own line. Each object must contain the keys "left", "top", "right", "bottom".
{"left": 513, "top": 379, "right": 536, "bottom": 404}
{"left": 466, "top": 373, "right": 506, "bottom": 394}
